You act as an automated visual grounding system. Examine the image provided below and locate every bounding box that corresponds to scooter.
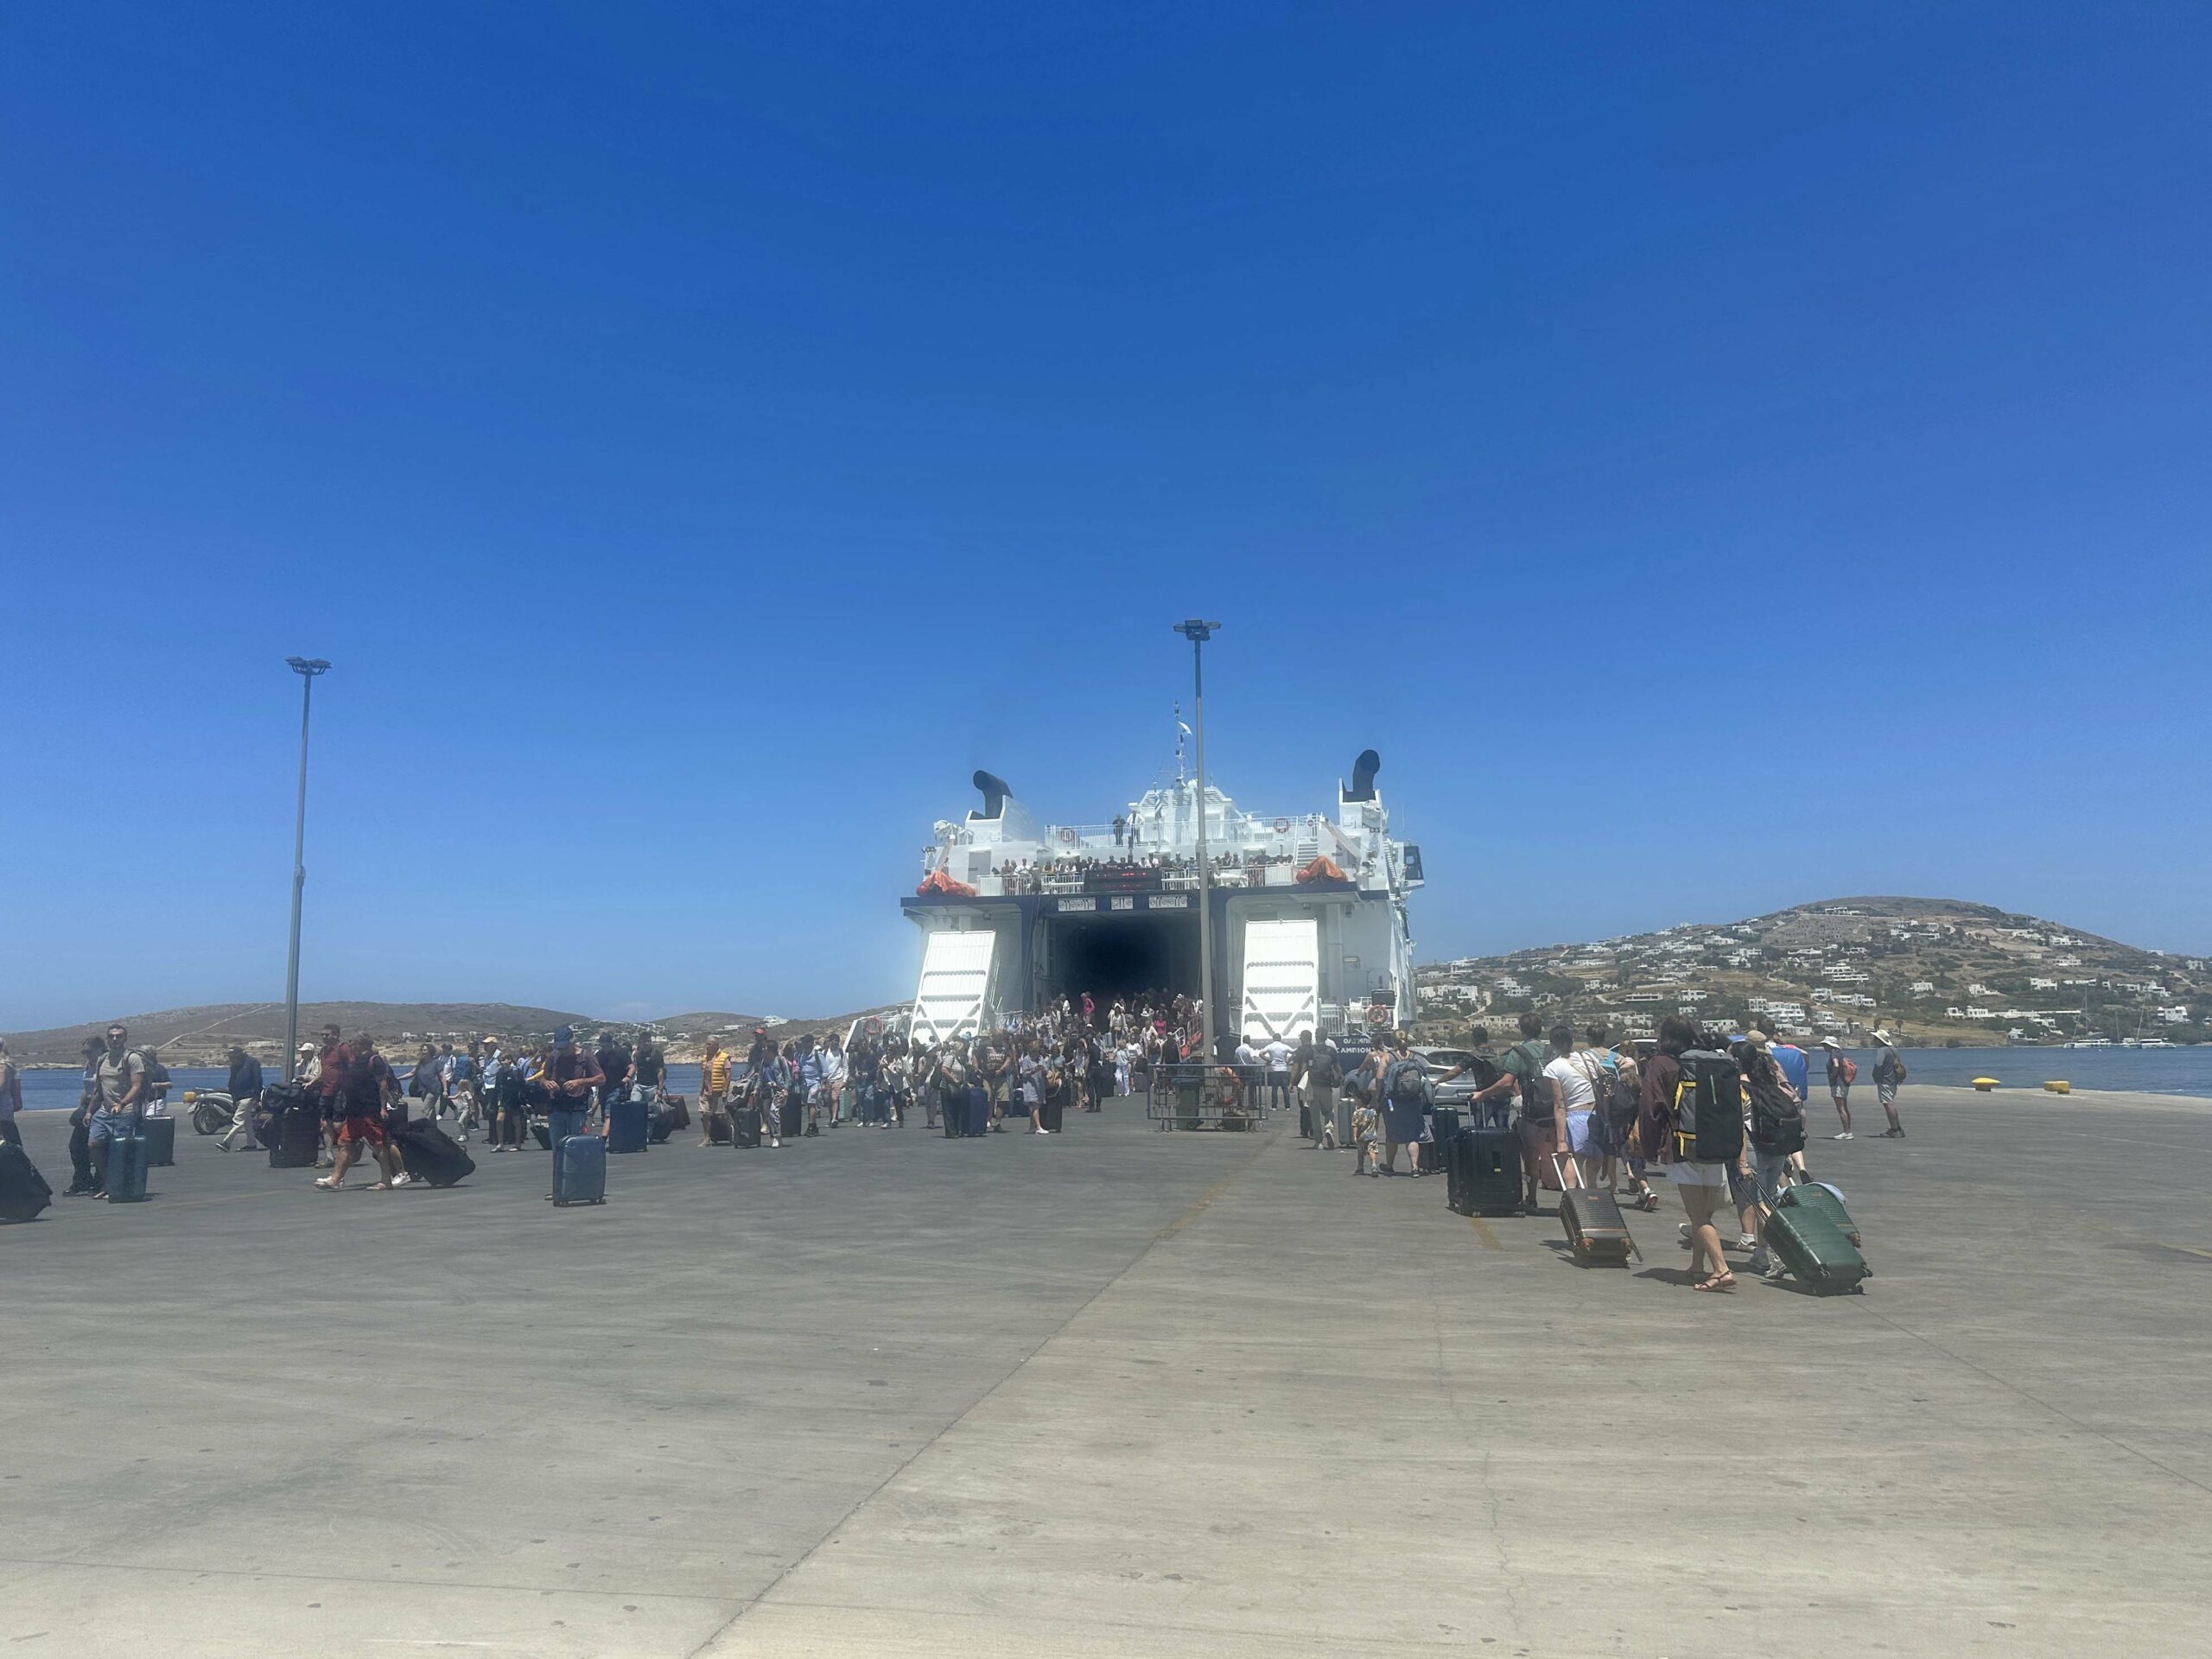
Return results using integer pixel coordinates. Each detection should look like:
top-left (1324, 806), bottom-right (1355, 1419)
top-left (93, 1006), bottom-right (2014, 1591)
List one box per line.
top-left (182, 1089), bottom-right (236, 1137)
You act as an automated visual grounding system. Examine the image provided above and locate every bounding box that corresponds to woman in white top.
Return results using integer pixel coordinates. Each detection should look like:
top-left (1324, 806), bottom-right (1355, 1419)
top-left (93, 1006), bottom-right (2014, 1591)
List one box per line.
top-left (1539, 1025), bottom-right (1597, 1187)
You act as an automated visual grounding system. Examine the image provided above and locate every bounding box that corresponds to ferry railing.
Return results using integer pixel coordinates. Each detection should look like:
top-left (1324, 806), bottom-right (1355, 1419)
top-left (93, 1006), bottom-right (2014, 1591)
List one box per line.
top-left (1146, 1062), bottom-right (1270, 1131)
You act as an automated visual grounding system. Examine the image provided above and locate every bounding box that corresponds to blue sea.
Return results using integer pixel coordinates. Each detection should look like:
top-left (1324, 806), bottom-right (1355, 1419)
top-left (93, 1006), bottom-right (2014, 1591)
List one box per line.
top-left (16, 1052), bottom-right (2212, 1105)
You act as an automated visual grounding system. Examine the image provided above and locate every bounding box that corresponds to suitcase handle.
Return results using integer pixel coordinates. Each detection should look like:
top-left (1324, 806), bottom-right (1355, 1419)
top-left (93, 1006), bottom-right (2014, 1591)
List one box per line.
top-left (1550, 1152), bottom-right (1586, 1191)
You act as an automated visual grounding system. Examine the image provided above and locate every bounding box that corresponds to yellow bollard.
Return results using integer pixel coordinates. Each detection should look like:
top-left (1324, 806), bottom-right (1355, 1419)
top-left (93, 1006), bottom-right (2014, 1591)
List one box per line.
top-left (2043, 1080), bottom-right (2071, 1095)
top-left (1971, 1077), bottom-right (1999, 1091)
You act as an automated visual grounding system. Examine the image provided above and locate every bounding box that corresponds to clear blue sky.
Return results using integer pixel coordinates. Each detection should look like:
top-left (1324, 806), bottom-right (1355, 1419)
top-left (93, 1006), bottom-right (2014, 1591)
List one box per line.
top-left (5, 3), bottom-right (2209, 1027)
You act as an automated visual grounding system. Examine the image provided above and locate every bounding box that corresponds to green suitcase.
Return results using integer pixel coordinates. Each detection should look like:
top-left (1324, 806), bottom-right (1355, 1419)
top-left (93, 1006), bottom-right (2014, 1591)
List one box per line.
top-left (1777, 1182), bottom-right (1861, 1248)
top-left (1764, 1203), bottom-right (1869, 1294)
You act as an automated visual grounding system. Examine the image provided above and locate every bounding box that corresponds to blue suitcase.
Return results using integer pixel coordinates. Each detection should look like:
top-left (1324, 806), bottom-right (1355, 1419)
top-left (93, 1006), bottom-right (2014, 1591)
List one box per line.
top-left (965, 1086), bottom-right (991, 1138)
top-left (106, 1132), bottom-right (150, 1203)
top-left (607, 1092), bottom-right (649, 1154)
top-left (553, 1135), bottom-right (606, 1205)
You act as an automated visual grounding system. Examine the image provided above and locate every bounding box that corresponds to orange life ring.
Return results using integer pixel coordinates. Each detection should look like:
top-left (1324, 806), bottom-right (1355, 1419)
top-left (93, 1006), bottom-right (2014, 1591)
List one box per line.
top-left (1058, 827), bottom-right (1077, 844)
top-left (1273, 817), bottom-right (1290, 833)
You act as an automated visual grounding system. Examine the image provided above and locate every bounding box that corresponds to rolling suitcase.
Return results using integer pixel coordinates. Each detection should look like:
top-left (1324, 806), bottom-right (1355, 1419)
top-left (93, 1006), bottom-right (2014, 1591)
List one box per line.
top-left (105, 1133), bottom-right (150, 1203)
top-left (734, 1102), bottom-right (763, 1149)
top-left (394, 1120), bottom-right (475, 1188)
top-left (1452, 1126), bottom-right (1522, 1217)
top-left (1764, 1202), bottom-right (1870, 1294)
top-left (1554, 1157), bottom-right (1637, 1266)
top-left (1777, 1181), bottom-right (1861, 1248)
top-left (140, 1116), bottom-right (177, 1167)
top-left (942, 1092), bottom-right (962, 1138)
top-left (271, 1106), bottom-right (321, 1170)
top-left (1040, 1097), bottom-right (1064, 1134)
top-left (607, 1092), bottom-right (649, 1154)
top-left (552, 1135), bottom-right (607, 1205)
top-left (965, 1087), bottom-right (991, 1138)
top-left (1418, 1108), bottom-right (1459, 1173)
top-left (531, 1122), bottom-right (553, 1151)
top-left (0, 1143), bottom-right (54, 1224)
top-left (648, 1101), bottom-right (683, 1144)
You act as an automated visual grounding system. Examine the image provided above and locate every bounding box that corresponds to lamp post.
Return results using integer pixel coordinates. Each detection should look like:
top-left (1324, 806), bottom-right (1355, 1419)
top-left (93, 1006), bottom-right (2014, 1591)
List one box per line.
top-left (282, 657), bottom-right (331, 1083)
top-left (1173, 620), bottom-right (1222, 1066)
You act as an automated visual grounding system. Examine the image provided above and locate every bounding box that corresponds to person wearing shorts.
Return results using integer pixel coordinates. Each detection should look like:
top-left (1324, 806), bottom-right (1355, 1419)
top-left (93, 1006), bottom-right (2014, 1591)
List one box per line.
top-left (1871, 1031), bottom-right (1907, 1138)
top-left (1822, 1036), bottom-right (1853, 1139)
top-left (316, 1034), bottom-right (409, 1191)
top-left (85, 1024), bottom-right (148, 1199)
top-left (1673, 1157), bottom-right (1736, 1291)
top-left (1540, 1025), bottom-right (1598, 1187)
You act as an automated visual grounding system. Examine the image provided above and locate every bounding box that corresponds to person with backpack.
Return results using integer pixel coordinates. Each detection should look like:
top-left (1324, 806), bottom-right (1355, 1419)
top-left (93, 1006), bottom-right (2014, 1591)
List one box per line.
top-left (1871, 1030), bottom-right (1908, 1138)
top-left (1757, 1016), bottom-right (1814, 1181)
top-left (1375, 1035), bottom-right (1432, 1176)
top-left (1742, 1039), bottom-right (1807, 1281)
top-left (1661, 1021), bottom-right (1747, 1293)
top-left (1822, 1036), bottom-right (1855, 1139)
top-left (1576, 1025), bottom-right (1659, 1211)
top-left (1300, 1033), bottom-right (1344, 1149)
top-left (83, 1022), bottom-right (149, 1201)
top-left (1468, 1011), bottom-right (1555, 1214)
top-left (315, 1033), bottom-right (411, 1192)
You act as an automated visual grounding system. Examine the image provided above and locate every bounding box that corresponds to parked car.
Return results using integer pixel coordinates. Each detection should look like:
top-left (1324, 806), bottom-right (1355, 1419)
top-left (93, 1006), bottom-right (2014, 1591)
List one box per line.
top-left (1414, 1046), bottom-right (1487, 1112)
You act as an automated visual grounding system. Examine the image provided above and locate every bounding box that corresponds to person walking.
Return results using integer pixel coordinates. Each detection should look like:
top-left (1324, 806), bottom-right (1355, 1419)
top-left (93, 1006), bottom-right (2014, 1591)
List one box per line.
top-left (1540, 1025), bottom-right (1599, 1187)
top-left (1822, 1036), bottom-right (1854, 1139)
top-left (215, 1043), bottom-right (264, 1151)
top-left (84, 1023), bottom-right (149, 1200)
top-left (1742, 1040), bottom-right (1807, 1280)
top-left (315, 1033), bottom-right (410, 1191)
top-left (1375, 1037), bottom-right (1431, 1177)
top-left (1649, 1017), bottom-right (1737, 1293)
top-left (1871, 1030), bottom-right (1908, 1137)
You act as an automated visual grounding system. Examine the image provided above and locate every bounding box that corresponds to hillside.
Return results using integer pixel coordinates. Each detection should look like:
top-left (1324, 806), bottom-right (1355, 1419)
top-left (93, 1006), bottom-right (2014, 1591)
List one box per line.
top-left (6, 1000), bottom-right (906, 1067)
top-left (1413, 897), bottom-right (2208, 1047)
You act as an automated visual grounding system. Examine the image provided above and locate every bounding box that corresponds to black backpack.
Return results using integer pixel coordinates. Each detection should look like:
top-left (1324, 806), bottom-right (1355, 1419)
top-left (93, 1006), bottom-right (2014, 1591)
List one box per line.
top-left (1747, 1074), bottom-right (1805, 1154)
top-left (1384, 1059), bottom-right (1431, 1110)
top-left (1673, 1046), bottom-right (1745, 1164)
top-left (1507, 1041), bottom-right (1550, 1118)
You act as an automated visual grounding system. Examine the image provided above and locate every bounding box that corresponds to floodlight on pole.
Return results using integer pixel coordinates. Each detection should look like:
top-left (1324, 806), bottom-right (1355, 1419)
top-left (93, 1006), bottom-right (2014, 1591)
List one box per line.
top-left (1173, 620), bottom-right (1222, 1066)
top-left (282, 657), bottom-right (331, 1083)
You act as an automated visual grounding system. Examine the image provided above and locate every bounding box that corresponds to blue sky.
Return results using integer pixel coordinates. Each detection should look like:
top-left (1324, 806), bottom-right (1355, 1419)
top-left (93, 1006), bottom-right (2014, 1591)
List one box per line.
top-left (5, 3), bottom-right (2209, 1027)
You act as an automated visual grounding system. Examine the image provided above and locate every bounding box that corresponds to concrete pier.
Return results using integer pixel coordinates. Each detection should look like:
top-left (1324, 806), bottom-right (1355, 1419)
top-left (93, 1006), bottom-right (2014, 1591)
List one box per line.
top-left (3, 1085), bottom-right (2208, 1656)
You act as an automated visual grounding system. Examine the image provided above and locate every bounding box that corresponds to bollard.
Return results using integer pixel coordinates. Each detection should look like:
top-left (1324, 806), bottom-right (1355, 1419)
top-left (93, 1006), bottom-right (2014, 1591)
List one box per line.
top-left (1971, 1077), bottom-right (1999, 1092)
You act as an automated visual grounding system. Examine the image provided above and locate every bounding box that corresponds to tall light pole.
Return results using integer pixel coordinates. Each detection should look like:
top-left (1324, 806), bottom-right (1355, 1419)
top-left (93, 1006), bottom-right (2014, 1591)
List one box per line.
top-left (282, 657), bottom-right (331, 1083)
top-left (1174, 620), bottom-right (1221, 1066)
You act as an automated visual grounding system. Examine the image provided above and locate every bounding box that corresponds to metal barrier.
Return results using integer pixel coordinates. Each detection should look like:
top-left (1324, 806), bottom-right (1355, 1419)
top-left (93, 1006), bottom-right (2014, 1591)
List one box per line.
top-left (1147, 1062), bottom-right (1270, 1130)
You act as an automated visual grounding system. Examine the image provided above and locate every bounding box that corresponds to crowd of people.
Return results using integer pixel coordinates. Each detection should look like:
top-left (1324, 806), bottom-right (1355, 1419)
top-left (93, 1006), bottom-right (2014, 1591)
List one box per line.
top-left (14, 1002), bottom-right (1910, 1284)
top-left (1274, 1010), bottom-right (1907, 1292)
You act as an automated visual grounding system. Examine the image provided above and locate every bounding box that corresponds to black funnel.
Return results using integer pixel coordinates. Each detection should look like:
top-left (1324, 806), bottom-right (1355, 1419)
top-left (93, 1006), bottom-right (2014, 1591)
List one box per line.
top-left (1346, 749), bottom-right (1381, 802)
top-left (973, 770), bottom-right (1013, 819)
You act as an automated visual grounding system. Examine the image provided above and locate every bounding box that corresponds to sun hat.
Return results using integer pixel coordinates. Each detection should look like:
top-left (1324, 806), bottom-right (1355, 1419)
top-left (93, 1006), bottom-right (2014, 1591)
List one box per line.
top-left (1819, 1036), bottom-right (1840, 1049)
top-left (1872, 1029), bottom-right (1895, 1045)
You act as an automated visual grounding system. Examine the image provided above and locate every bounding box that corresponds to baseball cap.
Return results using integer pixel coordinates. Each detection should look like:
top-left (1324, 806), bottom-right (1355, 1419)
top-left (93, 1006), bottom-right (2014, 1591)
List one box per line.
top-left (554, 1025), bottom-right (574, 1045)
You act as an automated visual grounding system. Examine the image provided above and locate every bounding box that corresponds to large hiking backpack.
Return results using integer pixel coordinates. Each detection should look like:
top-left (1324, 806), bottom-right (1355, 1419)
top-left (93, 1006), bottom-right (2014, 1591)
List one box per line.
top-left (1748, 1073), bottom-right (1806, 1155)
top-left (1673, 1046), bottom-right (1745, 1164)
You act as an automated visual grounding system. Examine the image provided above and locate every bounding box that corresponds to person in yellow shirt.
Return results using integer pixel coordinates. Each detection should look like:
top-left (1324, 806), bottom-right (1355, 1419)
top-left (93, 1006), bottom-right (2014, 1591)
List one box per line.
top-left (696, 1039), bottom-right (732, 1147)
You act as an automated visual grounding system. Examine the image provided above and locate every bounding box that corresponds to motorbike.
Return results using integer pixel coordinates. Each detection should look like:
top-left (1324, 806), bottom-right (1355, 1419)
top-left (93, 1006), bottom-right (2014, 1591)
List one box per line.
top-left (181, 1089), bottom-right (236, 1136)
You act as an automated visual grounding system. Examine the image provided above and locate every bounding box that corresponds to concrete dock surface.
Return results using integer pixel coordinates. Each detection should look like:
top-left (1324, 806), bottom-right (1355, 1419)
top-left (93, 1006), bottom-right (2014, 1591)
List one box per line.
top-left (3, 1084), bottom-right (2208, 1657)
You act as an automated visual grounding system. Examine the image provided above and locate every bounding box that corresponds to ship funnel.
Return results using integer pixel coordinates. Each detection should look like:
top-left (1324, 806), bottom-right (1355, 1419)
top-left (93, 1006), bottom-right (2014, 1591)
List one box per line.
top-left (1345, 749), bottom-right (1382, 803)
top-left (972, 770), bottom-right (1014, 820)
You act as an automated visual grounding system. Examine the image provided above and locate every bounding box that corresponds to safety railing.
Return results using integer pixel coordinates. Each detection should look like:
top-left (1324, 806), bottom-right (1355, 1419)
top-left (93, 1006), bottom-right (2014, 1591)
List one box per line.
top-left (1146, 1062), bottom-right (1271, 1131)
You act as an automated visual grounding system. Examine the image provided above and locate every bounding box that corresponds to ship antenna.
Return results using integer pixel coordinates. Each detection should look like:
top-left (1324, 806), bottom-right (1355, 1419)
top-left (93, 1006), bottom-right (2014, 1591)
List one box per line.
top-left (1174, 702), bottom-right (1185, 784)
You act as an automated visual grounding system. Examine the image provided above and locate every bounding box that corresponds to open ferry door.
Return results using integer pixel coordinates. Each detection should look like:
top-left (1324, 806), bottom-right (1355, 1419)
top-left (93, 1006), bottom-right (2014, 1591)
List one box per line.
top-left (912, 930), bottom-right (997, 1043)
top-left (1239, 918), bottom-right (1320, 1045)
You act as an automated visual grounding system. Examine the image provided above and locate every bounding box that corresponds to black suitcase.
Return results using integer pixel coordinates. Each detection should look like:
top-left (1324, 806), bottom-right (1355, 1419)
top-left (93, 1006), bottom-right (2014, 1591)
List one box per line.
top-left (270, 1106), bottom-right (322, 1169)
top-left (0, 1143), bottom-right (54, 1224)
top-left (1449, 1125), bottom-right (1522, 1217)
top-left (1040, 1098), bottom-right (1064, 1133)
top-left (532, 1122), bottom-right (553, 1151)
top-left (1556, 1165), bottom-right (1637, 1267)
top-left (607, 1093), bottom-right (649, 1154)
top-left (734, 1102), bottom-right (763, 1148)
top-left (394, 1120), bottom-right (475, 1188)
top-left (141, 1116), bottom-right (178, 1167)
top-left (1418, 1108), bottom-right (1459, 1173)
top-left (649, 1099), bottom-right (687, 1144)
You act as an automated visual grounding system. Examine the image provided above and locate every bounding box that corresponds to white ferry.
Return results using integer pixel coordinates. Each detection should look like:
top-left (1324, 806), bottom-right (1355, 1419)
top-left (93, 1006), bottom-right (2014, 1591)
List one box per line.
top-left (903, 749), bottom-right (1421, 1052)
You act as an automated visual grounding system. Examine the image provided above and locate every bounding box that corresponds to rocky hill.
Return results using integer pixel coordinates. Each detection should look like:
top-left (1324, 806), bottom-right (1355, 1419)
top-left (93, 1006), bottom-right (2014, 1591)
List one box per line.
top-left (7, 1001), bottom-right (817, 1067)
top-left (1414, 898), bottom-right (2208, 1046)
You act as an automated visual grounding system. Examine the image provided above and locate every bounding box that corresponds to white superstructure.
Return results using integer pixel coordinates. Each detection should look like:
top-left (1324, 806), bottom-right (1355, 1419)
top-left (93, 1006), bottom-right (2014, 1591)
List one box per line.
top-left (903, 750), bottom-right (1421, 1049)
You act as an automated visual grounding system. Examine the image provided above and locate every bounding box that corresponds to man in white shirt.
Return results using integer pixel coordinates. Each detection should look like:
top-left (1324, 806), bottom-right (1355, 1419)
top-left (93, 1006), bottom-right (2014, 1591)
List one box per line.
top-left (1538, 1024), bottom-right (1598, 1186)
top-left (1261, 1035), bottom-right (1294, 1114)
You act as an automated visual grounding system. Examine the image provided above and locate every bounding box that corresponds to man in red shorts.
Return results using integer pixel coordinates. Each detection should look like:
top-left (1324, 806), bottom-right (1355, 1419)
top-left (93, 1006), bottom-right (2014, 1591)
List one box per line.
top-left (315, 1031), bottom-right (410, 1191)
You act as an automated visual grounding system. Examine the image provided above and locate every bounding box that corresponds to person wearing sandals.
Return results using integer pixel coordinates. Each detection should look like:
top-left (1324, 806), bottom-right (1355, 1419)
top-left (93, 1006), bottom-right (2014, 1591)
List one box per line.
top-left (1646, 1015), bottom-right (1734, 1292)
